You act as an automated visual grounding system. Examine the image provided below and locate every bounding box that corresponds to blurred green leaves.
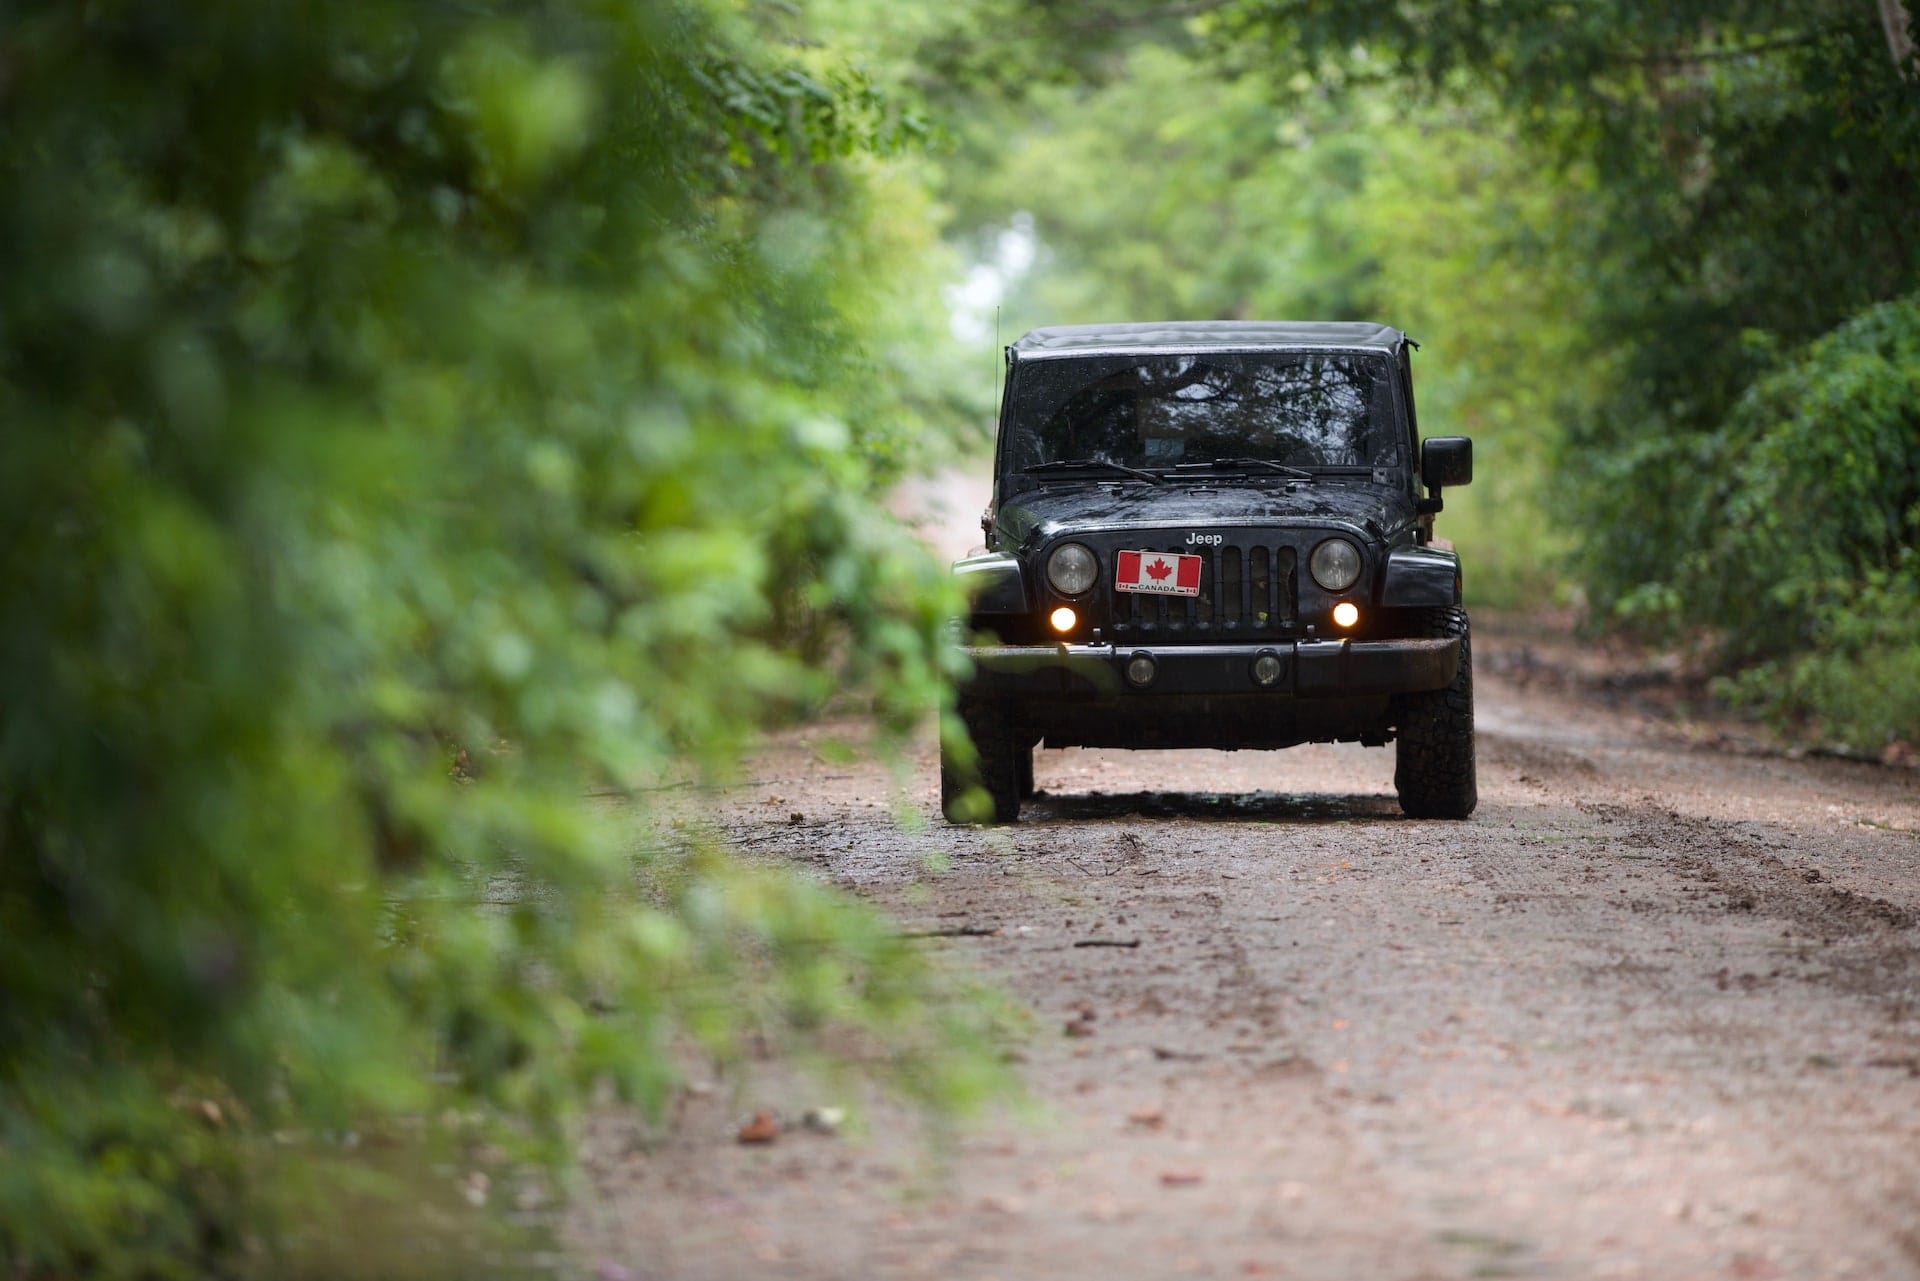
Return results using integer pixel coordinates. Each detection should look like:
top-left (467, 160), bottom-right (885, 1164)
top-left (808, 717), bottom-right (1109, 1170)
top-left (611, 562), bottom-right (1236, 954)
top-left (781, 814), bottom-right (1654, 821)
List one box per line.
top-left (443, 28), bottom-right (597, 191)
top-left (0, 0), bottom-right (1002, 1275)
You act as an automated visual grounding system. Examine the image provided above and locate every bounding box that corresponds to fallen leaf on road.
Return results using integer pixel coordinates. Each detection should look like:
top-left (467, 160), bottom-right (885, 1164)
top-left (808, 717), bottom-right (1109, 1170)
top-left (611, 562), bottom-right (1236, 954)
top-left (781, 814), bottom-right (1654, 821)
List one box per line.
top-left (1160, 1168), bottom-right (1204, 1186)
top-left (736, 1111), bottom-right (780, 1144)
top-left (1127, 1106), bottom-right (1166, 1129)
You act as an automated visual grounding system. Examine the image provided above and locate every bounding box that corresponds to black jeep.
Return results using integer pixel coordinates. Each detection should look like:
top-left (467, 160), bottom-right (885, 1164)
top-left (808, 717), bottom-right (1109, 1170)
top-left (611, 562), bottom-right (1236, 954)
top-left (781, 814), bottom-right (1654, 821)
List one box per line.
top-left (942, 321), bottom-right (1476, 823)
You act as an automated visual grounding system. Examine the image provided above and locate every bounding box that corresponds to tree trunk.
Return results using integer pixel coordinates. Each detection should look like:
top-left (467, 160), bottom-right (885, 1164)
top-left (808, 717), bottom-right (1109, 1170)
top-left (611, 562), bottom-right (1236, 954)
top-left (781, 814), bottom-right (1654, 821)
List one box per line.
top-left (1879, 0), bottom-right (1915, 75)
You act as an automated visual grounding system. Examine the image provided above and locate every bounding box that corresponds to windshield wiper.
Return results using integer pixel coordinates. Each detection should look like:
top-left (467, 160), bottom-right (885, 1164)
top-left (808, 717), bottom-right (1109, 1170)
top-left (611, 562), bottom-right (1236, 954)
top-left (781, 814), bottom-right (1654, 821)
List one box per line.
top-left (1024, 458), bottom-right (1165, 485)
top-left (1186, 457), bottom-right (1316, 482)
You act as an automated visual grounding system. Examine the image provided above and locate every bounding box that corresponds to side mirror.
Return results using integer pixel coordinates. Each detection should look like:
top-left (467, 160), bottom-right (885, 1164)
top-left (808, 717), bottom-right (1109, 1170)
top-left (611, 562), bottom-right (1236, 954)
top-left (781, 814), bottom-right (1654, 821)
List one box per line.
top-left (1421, 436), bottom-right (1473, 490)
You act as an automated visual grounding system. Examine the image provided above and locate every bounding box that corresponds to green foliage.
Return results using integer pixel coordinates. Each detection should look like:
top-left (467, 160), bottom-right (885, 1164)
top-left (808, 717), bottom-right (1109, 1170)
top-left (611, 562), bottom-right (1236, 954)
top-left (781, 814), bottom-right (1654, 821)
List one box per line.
top-left (1541, 15), bottom-right (1920, 627)
top-left (1218, 2), bottom-right (1920, 597)
top-left (1665, 297), bottom-right (1920, 747)
top-left (1294, 1), bottom-right (1920, 746)
top-left (1713, 578), bottom-right (1920, 752)
top-left (1323, 98), bottom-right (1598, 605)
top-left (1672, 298), bottom-right (1920, 644)
top-left (1195, 2), bottom-right (1920, 622)
top-left (0, 1), bottom-right (1006, 1275)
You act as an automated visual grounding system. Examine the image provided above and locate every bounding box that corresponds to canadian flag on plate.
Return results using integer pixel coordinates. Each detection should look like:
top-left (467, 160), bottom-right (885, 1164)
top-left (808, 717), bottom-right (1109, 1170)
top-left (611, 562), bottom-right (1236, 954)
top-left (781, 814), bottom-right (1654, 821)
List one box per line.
top-left (1115, 550), bottom-right (1202, 597)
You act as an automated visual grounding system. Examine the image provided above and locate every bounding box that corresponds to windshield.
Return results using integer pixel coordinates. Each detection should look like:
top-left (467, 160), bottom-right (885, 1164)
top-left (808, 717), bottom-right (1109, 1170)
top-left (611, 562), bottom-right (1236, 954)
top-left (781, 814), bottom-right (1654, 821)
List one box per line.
top-left (1002, 351), bottom-right (1403, 476)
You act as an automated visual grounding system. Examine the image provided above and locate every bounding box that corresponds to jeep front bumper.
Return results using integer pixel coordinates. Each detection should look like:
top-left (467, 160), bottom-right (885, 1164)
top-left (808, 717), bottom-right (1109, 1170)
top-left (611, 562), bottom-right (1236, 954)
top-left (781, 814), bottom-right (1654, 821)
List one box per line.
top-left (958, 636), bottom-right (1460, 700)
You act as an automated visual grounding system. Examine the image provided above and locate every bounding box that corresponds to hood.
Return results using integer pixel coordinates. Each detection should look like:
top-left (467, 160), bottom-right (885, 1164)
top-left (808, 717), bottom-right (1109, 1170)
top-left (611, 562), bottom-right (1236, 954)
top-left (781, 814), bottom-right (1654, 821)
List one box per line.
top-left (997, 480), bottom-right (1417, 552)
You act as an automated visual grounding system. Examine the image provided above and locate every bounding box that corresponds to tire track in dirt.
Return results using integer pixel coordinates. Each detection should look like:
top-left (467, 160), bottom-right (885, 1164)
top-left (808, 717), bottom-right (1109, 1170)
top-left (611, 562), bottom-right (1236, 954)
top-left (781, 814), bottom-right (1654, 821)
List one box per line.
top-left (1552, 800), bottom-right (1920, 1276)
top-left (1579, 800), bottom-right (1920, 995)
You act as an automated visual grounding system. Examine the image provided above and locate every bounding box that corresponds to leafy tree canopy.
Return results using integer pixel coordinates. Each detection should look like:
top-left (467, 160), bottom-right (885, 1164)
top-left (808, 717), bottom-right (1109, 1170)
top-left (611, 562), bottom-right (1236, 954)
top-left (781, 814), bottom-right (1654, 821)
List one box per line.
top-left (1203, 0), bottom-right (1920, 585)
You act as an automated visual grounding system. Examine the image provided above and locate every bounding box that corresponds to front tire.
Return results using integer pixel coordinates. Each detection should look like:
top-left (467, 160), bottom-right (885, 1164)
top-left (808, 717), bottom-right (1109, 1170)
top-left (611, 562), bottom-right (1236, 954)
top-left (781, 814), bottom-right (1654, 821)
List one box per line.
top-left (1393, 606), bottom-right (1477, 819)
top-left (941, 702), bottom-right (1022, 824)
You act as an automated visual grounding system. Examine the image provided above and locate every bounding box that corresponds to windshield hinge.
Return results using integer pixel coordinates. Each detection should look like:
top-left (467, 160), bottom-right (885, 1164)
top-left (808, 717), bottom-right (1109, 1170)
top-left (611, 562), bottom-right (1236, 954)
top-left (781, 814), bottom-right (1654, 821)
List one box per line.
top-left (1372, 466), bottom-right (1390, 485)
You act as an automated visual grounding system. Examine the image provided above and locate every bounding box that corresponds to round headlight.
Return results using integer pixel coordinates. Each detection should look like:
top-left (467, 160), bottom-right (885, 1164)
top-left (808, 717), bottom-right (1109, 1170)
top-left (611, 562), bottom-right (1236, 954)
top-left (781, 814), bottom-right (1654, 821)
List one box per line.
top-left (1046, 542), bottom-right (1098, 596)
top-left (1309, 538), bottom-right (1362, 592)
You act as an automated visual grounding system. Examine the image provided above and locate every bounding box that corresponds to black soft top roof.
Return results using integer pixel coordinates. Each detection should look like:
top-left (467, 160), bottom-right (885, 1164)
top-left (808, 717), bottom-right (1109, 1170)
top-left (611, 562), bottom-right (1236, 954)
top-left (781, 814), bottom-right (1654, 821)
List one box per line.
top-left (1010, 320), bottom-right (1407, 359)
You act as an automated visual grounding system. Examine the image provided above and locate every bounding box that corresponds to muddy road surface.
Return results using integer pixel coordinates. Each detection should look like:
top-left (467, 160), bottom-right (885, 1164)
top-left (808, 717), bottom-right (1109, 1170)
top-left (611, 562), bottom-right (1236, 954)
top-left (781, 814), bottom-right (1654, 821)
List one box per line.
top-left (570, 620), bottom-right (1920, 1281)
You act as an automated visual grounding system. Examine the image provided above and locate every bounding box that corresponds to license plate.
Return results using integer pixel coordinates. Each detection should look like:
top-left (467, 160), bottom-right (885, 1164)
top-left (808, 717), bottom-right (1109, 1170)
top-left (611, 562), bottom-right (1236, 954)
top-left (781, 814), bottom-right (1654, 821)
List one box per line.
top-left (1115, 550), bottom-right (1202, 597)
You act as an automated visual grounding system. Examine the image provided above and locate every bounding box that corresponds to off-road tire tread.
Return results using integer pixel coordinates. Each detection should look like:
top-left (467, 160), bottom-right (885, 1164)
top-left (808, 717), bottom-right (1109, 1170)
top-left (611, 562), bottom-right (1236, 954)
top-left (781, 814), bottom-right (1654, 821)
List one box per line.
top-left (941, 702), bottom-right (1022, 824)
top-left (1393, 606), bottom-right (1477, 820)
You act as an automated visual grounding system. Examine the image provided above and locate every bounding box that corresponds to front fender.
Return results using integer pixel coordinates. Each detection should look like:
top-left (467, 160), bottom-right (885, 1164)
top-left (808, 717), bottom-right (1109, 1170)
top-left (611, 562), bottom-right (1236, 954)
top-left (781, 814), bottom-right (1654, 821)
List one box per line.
top-left (1380, 545), bottom-right (1460, 608)
top-left (953, 551), bottom-right (1029, 615)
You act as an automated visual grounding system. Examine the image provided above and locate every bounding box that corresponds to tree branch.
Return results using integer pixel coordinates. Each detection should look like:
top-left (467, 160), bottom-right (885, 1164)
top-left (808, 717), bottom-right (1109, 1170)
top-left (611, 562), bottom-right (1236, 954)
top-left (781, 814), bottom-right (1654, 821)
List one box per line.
top-left (1615, 30), bottom-right (1834, 68)
top-left (1879, 0), bottom-right (1916, 76)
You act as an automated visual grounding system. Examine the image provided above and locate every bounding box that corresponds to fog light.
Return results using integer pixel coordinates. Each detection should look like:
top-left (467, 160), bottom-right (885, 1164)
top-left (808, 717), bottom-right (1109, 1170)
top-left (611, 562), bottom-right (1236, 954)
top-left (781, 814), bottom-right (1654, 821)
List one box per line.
top-left (1252, 652), bottom-right (1284, 686)
top-left (1332, 601), bottom-right (1360, 629)
top-left (1125, 652), bottom-right (1157, 687)
top-left (1050, 606), bottom-right (1078, 633)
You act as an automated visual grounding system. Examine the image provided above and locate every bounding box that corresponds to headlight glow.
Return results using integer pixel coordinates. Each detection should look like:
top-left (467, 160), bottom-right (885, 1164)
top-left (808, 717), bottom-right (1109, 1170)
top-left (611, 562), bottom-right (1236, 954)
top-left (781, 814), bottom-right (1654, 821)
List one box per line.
top-left (1309, 538), bottom-right (1362, 591)
top-left (1049, 606), bottom-right (1078, 633)
top-left (1046, 542), bottom-right (1098, 596)
top-left (1332, 601), bottom-right (1360, 629)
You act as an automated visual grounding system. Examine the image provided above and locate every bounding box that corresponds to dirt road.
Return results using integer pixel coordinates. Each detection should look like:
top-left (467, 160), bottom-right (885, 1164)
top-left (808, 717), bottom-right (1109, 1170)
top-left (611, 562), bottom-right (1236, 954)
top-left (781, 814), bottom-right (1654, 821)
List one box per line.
top-left (570, 617), bottom-right (1920, 1281)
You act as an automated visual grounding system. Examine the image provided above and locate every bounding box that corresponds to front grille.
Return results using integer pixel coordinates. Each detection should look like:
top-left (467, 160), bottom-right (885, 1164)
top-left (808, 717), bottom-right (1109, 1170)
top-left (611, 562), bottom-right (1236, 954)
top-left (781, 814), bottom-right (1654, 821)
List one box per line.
top-left (1100, 540), bottom-right (1297, 640)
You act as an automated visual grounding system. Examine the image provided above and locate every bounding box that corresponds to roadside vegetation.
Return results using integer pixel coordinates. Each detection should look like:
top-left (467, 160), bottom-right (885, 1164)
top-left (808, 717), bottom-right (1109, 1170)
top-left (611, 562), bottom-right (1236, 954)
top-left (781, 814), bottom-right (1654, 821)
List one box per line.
top-left (0, 3), bottom-right (1000, 1276)
top-left (1, 1), bottom-right (1914, 1277)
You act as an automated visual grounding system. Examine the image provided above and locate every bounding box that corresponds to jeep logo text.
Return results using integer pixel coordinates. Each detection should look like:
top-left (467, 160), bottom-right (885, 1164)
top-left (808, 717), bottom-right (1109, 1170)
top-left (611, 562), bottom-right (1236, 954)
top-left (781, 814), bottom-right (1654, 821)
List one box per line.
top-left (1186, 532), bottom-right (1223, 546)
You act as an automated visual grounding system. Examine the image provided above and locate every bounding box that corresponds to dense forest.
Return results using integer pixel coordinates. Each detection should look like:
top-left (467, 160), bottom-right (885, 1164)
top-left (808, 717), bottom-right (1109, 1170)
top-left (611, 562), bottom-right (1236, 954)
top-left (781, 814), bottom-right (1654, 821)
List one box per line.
top-left (2, 1), bottom-right (1914, 1275)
